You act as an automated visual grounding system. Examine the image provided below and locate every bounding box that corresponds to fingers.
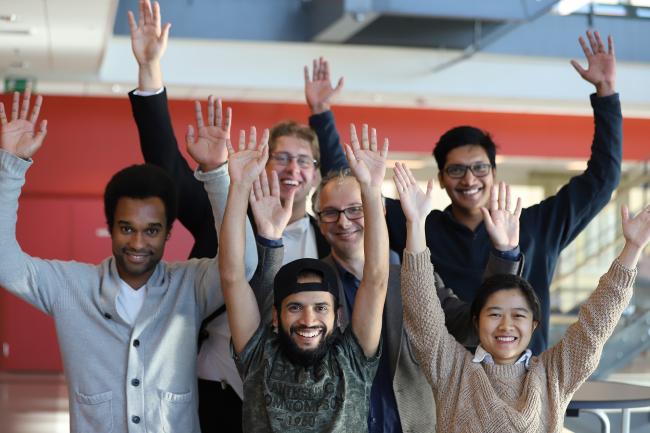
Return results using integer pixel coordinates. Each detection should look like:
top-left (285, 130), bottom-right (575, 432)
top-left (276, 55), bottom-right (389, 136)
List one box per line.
top-left (152, 0), bottom-right (162, 32)
top-left (251, 178), bottom-right (262, 202)
top-left (238, 130), bottom-right (246, 152)
top-left (32, 119), bottom-right (47, 151)
top-left (381, 137), bottom-right (389, 158)
top-left (224, 107), bottom-right (232, 133)
top-left (194, 100), bottom-right (205, 129)
top-left (0, 103), bottom-right (7, 126)
top-left (225, 138), bottom-right (235, 156)
top-left (489, 185), bottom-right (498, 212)
top-left (480, 206), bottom-right (494, 230)
top-left (207, 95), bottom-right (215, 126)
top-left (160, 22), bottom-right (171, 42)
top-left (570, 59), bottom-right (586, 78)
top-left (426, 179), bottom-right (434, 196)
top-left (334, 77), bottom-right (344, 93)
top-left (514, 197), bottom-right (523, 219)
top-left (259, 169), bottom-right (271, 197)
top-left (344, 143), bottom-right (356, 168)
top-left (370, 127), bottom-right (377, 152)
top-left (29, 95), bottom-right (42, 125)
top-left (303, 65), bottom-right (310, 84)
top-left (11, 92), bottom-right (19, 121)
top-left (349, 124), bottom-right (360, 151)
top-left (608, 34), bottom-right (615, 57)
top-left (127, 10), bottom-right (137, 34)
top-left (20, 85), bottom-right (31, 120)
top-left (186, 124), bottom-right (195, 147)
top-left (142, 0), bottom-right (153, 25)
top-left (586, 30), bottom-right (599, 55)
top-left (258, 129), bottom-right (270, 164)
top-left (577, 35), bottom-right (591, 58)
top-left (247, 126), bottom-right (257, 150)
top-left (138, 0), bottom-right (146, 27)
top-left (498, 181), bottom-right (506, 210)
top-left (361, 124), bottom-right (369, 150)
top-left (322, 58), bottom-right (330, 82)
top-left (621, 204), bottom-right (629, 224)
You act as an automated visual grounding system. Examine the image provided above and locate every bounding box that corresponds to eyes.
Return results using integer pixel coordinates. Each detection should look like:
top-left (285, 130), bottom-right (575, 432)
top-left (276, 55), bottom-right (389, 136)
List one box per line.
top-left (286, 304), bottom-right (329, 313)
top-left (487, 312), bottom-right (529, 320)
top-left (118, 225), bottom-right (162, 237)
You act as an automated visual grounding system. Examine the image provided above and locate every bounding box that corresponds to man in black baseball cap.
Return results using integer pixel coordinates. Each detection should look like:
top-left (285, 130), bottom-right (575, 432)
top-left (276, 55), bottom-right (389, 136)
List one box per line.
top-left (218, 123), bottom-right (389, 432)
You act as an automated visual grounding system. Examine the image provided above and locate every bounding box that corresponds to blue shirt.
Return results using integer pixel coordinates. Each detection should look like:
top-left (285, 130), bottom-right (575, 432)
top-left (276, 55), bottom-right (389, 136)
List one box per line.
top-left (334, 260), bottom-right (403, 433)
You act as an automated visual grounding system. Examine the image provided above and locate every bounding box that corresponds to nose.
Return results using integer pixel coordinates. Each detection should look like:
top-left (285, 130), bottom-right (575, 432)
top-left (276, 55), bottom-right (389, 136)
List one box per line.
top-left (336, 211), bottom-right (352, 227)
top-left (299, 307), bottom-right (317, 326)
top-left (286, 157), bottom-right (301, 174)
top-left (460, 168), bottom-right (477, 183)
top-left (127, 232), bottom-right (146, 250)
top-left (498, 315), bottom-right (513, 330)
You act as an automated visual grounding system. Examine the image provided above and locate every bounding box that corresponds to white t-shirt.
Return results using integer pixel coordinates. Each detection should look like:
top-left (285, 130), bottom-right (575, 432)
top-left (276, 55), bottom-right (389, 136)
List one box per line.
top-left (115, 279), bottom-right (147, 326)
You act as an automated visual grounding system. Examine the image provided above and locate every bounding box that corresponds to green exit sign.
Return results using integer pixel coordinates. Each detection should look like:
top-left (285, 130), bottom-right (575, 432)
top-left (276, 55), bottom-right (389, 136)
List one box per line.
top-left (4, 77), bottom-right (36, 93)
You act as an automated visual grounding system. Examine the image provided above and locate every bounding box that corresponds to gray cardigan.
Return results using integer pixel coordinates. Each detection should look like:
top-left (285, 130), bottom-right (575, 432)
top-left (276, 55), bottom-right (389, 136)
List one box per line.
top-left (0, 149), bottom-right (251, 433)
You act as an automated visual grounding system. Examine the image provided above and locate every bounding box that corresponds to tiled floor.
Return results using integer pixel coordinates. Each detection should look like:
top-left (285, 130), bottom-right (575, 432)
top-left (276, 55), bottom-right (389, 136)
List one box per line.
top-left (0, 373), bottom-right (69, 433)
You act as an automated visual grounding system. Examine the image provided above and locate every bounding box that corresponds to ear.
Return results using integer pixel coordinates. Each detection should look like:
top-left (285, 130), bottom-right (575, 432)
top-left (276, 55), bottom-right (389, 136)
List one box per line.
top-left (336, 305), bottom-right (343, 328)
top-left (532, 320), bottom-right (539, 332)
top-left (272, 306), bottom-right (279, 330)
top-left (165, 229), bottom-right (172, 241)
top-left (472, 315), bottom-right (479, 330)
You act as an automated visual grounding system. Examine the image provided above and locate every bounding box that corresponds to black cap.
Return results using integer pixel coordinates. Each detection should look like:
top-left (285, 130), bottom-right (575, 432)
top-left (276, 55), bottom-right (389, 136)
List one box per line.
top-left (273, 258), bottom-right (339, 309)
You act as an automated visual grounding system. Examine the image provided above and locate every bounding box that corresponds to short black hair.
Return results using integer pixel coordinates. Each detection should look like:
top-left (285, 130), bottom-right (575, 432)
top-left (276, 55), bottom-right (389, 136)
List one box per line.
top-left (432, 126), bottom-right (497, 171)
top-left (103, 164), bottom-right (178, 231)
top-left (470, 274), bottom-right (541, 325)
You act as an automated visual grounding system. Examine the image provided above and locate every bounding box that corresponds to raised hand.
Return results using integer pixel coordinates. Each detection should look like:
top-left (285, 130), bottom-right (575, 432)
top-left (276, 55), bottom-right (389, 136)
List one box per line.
top-left (621, 204), bottom-right (650, 250)
top-left (304, 57), bottom-right (344, 115)
top-left (128, 0), bottom-right (170, 66)
top-left (226, 127), bottom-right (269, 186)
top-left (480, 182), bottom-right (522, 251)
top-left (345, 124), bottom-right (388, 188)
top-left (570, 30), bottom-right (616, 97)
top-left (393, 162), bottom-right (434, 225)
top-left (0, 89), bottom-right (47, 159)
top-left (250, 170), bottom-right (294, 239)
top-left (186, 96), bottom-right (231, 171)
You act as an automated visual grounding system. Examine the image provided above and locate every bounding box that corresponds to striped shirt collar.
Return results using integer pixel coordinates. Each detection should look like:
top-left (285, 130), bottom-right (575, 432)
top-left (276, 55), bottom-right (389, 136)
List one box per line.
top-left (472, 345), bottom-right (533, 369)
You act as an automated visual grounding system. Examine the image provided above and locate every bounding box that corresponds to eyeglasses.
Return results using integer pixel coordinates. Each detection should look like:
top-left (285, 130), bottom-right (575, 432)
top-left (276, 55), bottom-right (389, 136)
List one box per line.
top-left (444, 162), bottom-right (492, 179)
top-left (317, 205), bottom-right (364, 223)
top-left (269, 152), bottom-right (318, 169)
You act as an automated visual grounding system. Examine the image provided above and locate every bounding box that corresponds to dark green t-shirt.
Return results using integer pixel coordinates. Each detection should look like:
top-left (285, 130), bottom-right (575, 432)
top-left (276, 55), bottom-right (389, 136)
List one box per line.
top-left (235, 324), bottom-right (380, 433)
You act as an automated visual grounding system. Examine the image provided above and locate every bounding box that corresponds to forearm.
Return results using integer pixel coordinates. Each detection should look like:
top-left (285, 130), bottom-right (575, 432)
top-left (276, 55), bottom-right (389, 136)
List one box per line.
top-left (309, 111), bottom-right (348, 176)
top-left (138, 61), bottom-right (163, 91)
top-left (351, 186), bottom-right (388, 356)
top-left (219, 182), bottom-right (261, 353)
top-left (199, 165), bottom-right (258, 279)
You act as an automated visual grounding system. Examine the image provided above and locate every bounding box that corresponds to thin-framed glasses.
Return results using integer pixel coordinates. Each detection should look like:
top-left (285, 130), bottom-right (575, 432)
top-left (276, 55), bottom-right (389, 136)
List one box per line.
top-left (269, 152), bottom-right (318, 169)
top-left (444, 162), bottom-right (492, 179)
top-left (317, 205), bottom-right (364, 223)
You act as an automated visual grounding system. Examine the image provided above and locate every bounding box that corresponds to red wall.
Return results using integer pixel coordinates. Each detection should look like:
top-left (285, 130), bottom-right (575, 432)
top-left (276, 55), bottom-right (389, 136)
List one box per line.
top-left (0, 93), bottom-right (648, 372)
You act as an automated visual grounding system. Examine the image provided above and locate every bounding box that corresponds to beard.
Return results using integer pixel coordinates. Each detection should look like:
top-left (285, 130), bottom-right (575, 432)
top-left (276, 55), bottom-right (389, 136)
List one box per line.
top-left (277, 324), bottom-right (337, 368)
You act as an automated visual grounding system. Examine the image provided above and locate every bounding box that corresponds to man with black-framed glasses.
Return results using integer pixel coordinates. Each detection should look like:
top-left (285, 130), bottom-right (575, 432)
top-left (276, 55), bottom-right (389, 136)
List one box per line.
top-left (309, 31), bottom-right (622, 359)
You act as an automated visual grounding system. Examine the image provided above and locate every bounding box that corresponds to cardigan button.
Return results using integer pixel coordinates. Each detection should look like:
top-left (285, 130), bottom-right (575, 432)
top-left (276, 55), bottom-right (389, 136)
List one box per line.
top-left (103, 312), bottom-right (112, 320)
top-left (132, 415), bottom-right (140, 424)
top-left (133, 339), bottom-right (140, 347)
top-left (131, 378), bottom-right (140, 387)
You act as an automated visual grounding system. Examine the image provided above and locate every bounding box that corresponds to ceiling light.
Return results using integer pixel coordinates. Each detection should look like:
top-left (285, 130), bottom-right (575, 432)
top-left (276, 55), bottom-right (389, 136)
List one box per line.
top-left (554, 0), bottom-right (592, 15)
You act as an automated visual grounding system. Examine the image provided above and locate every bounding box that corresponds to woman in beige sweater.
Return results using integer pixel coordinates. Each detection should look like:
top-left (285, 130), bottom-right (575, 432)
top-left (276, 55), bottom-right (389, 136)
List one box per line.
top-left (393, 163), bottom-right (649, 433)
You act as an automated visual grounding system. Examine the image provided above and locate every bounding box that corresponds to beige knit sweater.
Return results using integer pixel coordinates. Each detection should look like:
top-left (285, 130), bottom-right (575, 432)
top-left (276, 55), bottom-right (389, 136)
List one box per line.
top-left (401, 248), bottom-right (637, 433)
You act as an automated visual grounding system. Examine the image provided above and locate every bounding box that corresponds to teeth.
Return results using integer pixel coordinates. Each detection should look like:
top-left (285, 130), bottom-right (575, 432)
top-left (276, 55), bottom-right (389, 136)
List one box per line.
top-left (460, 188), bottom-right (480, 195)
top-left (496, 336), bottom-right (516, 342)
top-left (296, 329), bottom-right (322, 338)
top-left (282, 180), bottom-right (299, 186)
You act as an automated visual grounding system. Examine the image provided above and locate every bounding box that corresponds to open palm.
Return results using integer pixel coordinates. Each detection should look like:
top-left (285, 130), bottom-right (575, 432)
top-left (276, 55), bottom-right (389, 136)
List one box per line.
top-left (186, 97), bottom-right (230, 171)
top-left (393, 162), bottom-right (433, 224)
top-left (0, 91), bottom-right (47, 159)
top-left (227, 127), bottom-right (269, 185)
top-left (346, 124), bottom-right (388, 188)
top-left (570, 31), bottom-right (615, 96)
top-left (481, 182), bottom-right (522, 251)
top-left (250, 170), bottom-right (293, 239)
top-left (622, 205), bottom-right (650, 250)
top-left (128, 0), bottom-right (170, 65)
top-left (304, 57), bottom-right (344, 114)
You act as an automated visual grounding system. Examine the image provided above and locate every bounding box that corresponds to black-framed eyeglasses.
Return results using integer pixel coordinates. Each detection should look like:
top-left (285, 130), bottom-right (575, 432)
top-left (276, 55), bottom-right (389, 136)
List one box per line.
top-left (317, 205), bottom-right (364, 223)
top-left (269, 152), bottom-right (318, 169)
top-left (444, 162), bottom-right (492, 179)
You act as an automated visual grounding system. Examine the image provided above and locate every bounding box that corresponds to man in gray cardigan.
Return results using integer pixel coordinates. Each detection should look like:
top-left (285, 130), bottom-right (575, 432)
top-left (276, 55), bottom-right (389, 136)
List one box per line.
top-left (0, 91), bottom-right (257, 433)
top-left (310, 160), bottom-right (524, 433)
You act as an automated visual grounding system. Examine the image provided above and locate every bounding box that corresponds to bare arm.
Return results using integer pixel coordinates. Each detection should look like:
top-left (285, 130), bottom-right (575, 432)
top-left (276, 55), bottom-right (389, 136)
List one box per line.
top-left (219, 128), bottom-right (269, 354)
top-left (346, 124), bottom-right (390, 357)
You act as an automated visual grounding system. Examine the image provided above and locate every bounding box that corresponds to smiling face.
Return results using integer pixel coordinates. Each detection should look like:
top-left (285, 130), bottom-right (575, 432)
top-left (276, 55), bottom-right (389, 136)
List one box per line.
top-left (266, 135), bottom-right (318, 209)
top-left (317, 177), bottom-right (364, 261)
top-left (438, 144), bottom-right (495, 218)
top-left (476, 288), bottom-right (538, 365)
top-left (111, 197), bottom-right (169, 289)
top-left (272, 273), bottom-right (338, 367)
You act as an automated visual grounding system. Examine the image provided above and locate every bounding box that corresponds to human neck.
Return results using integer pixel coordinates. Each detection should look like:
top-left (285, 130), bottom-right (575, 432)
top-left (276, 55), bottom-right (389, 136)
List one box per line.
top-left (288, 200), bottom-right (307, 225)
top-left (450, 205), bottom-right (484, 232)
top-left (332, 250), bottom-right (364, 280)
